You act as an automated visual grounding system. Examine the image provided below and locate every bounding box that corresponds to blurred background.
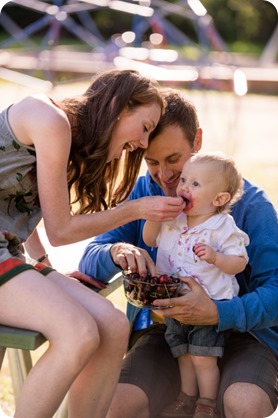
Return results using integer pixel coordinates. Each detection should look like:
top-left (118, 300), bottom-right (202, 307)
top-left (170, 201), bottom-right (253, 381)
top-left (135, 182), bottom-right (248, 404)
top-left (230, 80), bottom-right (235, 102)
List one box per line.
top-left (1, 0), bottom-right (278, 264)
top-left (0, 1), bottom-right (278, 415)
top-left (0, 0), bottom-right (277, 88)
top-left (0, 0), bottom-right (277, 204)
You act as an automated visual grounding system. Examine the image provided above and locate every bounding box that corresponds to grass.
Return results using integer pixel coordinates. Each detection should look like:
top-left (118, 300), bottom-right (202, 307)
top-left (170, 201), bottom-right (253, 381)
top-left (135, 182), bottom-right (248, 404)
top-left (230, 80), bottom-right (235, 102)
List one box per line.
top-left (0, 373), bottom-right (14, 416)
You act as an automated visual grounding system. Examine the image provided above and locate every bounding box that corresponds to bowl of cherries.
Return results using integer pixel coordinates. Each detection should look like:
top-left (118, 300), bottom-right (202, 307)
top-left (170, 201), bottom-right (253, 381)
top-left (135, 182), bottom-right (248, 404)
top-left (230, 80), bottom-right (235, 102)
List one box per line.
top-left (123, 271), bottom-right (182, 309)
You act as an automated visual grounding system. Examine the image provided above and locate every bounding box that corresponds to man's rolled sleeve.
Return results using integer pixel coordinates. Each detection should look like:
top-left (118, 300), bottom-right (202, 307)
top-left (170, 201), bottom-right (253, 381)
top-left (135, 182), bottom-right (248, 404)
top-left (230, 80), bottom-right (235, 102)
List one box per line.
top-left (79, 242), bottom-right (121, 282)
top-left (215, 297), bottom-right (246, 332)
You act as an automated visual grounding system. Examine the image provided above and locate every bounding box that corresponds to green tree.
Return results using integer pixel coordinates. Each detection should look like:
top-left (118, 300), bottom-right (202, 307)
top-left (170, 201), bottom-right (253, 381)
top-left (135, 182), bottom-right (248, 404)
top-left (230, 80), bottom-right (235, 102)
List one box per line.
top-left (202, 0), bottom-right (277, 51)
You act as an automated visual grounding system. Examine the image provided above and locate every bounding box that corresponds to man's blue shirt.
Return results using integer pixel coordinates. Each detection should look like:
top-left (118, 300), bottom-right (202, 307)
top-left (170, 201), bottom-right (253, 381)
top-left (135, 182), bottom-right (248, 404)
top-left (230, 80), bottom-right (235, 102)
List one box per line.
top-left (79, 172), bottom-right (278, 356)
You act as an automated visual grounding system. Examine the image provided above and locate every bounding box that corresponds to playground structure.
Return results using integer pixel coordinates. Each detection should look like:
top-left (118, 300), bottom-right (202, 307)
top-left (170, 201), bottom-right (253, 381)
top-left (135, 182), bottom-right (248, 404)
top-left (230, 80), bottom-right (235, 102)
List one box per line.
top-left (0, 0), bottom-right (277, 93)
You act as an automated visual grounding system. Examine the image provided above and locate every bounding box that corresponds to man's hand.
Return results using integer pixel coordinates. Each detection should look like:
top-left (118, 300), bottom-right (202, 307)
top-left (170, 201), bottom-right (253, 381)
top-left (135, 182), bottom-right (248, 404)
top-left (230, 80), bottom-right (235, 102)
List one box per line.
top-left (152, 277), bottom-right (219, 326)
top-left (110, 243), bottom-right (156, 277)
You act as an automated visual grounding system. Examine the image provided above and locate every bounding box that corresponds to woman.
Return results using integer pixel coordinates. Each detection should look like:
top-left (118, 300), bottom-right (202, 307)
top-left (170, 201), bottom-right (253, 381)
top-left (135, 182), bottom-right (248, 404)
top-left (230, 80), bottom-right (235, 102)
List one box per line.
top-left (0, 69), bottom-right (185, 418)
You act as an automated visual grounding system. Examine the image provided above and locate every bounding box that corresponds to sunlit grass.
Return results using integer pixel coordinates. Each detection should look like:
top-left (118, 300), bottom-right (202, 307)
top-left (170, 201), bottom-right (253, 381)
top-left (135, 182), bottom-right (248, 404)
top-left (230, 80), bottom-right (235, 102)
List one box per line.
top-left (0, 359), bottom-right (16, 415)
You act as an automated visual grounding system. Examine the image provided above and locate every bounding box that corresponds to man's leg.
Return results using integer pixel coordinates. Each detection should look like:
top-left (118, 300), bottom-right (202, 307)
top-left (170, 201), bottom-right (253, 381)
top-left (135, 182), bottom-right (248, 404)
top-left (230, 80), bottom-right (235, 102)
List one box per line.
top-left (107, 324), bottom-right (181, 418)
top-left (218, 333), bottom-right (278, 418)
top-left (107, 383), bottom-right (149, 418)
top-left (223, 382), bottom-right (275, 418)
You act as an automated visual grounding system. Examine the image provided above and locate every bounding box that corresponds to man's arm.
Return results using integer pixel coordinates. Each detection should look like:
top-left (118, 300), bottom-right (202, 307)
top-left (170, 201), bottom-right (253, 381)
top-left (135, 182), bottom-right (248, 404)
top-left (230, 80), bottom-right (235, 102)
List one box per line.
top-left (217, 188), bottom-right (278, 333)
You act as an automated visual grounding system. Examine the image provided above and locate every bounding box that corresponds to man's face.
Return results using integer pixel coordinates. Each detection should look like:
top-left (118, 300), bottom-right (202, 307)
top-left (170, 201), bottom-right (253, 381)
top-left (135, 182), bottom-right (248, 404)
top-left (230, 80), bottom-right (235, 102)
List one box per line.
top-left (144, 125), bottom-right (202, 196)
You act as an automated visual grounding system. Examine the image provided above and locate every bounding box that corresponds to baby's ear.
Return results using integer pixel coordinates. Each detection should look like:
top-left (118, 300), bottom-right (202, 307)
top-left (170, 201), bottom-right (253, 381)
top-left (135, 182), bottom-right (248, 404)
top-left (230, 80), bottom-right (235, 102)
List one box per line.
top-left (213, 192), bottom-right (231, 208)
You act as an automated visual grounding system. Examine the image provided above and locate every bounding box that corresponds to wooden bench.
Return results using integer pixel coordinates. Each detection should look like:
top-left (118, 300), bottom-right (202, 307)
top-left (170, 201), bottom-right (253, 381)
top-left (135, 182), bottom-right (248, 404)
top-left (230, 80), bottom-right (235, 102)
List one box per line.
top-left (0, 273), bottom-right (123, 418)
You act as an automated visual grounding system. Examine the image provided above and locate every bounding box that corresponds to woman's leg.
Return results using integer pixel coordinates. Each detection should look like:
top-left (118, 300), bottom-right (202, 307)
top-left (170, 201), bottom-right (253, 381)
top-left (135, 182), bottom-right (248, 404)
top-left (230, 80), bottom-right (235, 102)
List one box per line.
top-left (49, 272), bottom-right (129, 418)
top-left (109, 325), bottom-right (181, 418)
top-left (0, 269), bottom-right (129, 418)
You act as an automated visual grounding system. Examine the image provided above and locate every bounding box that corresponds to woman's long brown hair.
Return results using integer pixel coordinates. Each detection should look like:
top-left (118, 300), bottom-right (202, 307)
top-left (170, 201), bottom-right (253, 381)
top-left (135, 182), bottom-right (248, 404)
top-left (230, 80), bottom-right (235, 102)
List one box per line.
top-left (61, 69), bottom-right (163, 214)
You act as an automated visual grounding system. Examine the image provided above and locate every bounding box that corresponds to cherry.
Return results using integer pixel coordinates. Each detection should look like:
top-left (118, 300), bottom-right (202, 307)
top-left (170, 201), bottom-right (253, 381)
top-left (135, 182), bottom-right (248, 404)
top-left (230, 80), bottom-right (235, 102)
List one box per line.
top-left (159, 274), bottom-right (170, 284)
top-left (123, 271), bottom-right (181, 307)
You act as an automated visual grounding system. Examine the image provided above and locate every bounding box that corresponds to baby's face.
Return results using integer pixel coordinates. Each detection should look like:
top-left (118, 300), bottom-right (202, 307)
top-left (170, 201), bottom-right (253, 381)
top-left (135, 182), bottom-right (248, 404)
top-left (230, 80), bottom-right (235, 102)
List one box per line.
top-left (176, 160), bottom-right (225, 215)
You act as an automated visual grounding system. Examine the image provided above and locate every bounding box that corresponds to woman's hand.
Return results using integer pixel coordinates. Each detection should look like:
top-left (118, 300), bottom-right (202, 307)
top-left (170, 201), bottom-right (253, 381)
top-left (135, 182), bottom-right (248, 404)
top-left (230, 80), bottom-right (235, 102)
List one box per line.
top-left (152, 277), bottom-right (219, 326)
top-left (137, 196), bottom-right (185, 222)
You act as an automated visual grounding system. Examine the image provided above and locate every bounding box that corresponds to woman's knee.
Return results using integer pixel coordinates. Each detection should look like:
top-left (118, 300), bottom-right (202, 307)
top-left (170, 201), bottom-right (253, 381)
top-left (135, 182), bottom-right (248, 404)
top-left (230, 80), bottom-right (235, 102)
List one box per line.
top-left (74, 316), bottom-right (101, 355)
top-left (102, 304), bottom-right (130, 342)
top-left (114, 309), bottom-right (130, 338)
top-left (50, 312), bottom-right (101, 367)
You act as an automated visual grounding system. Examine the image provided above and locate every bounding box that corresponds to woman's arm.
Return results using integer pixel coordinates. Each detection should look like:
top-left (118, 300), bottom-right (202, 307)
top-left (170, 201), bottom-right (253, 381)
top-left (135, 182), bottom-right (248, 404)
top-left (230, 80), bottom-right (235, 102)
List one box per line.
top-left (78, 176), bottom-right (160, 280)
top-left (10, 96), bottom-right (184, 247)
top-left (24, 228), bottom-right (52, 266)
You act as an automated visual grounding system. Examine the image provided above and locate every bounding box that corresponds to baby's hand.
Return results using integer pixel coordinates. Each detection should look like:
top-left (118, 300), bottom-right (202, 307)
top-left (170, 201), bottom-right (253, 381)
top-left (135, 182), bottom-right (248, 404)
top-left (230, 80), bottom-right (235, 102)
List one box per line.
top-left (193, 243), bottom-right (216, 265)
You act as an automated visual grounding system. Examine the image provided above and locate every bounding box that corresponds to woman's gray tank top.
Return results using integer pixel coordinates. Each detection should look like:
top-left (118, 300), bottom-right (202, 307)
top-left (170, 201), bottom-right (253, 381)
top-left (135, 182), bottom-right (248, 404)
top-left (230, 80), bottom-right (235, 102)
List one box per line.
top-left (0, 106), bottom-right (41, 261)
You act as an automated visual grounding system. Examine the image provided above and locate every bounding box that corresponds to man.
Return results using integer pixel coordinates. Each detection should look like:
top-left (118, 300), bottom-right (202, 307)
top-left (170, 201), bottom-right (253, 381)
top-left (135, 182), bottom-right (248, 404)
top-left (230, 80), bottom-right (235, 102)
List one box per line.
top-left (79, 90), bottom-right (278, 418)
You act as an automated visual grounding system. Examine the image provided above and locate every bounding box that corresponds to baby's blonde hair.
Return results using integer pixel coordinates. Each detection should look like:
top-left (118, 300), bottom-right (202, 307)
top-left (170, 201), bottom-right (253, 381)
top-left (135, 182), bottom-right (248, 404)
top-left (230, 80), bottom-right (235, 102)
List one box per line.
top-left (190, 152), bottom-right (244, 213)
